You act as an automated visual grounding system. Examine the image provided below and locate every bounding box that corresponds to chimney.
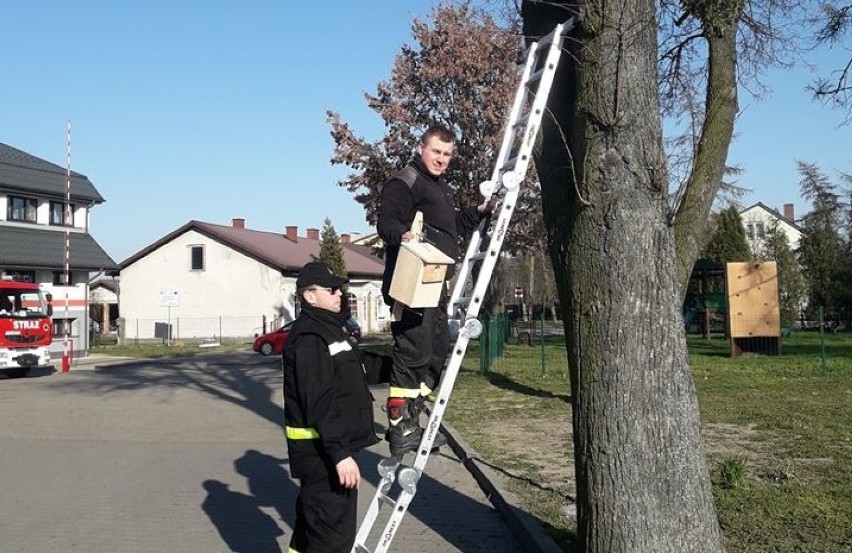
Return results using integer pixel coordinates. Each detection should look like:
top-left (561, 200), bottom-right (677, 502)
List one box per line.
top-left (231, 218), bottom-right (245, 229)
top-left (783, 203), bottom-right (794, 221)
top-left (341, 233), bottom-right (351, 244)
top-left (306, 228), bottom-right (319, 240)
top-left (285, 226), bottom-right (298, 242)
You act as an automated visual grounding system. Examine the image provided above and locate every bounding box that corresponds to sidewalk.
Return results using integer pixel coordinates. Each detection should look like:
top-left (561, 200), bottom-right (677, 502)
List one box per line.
top-left (69, 353), bottom-right (135, 368)
top-left (59, 353), bottom-right (563, 552)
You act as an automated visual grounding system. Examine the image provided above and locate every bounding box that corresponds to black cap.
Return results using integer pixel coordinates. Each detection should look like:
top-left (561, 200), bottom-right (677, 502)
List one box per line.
top-left (296, 261), bottom-right (348, 290)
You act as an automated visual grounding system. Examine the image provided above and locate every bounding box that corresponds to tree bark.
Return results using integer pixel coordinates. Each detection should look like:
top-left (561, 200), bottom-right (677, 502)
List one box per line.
top-left (524, 2), bottom-right (726, 551)
top-left (673, 30), bottom-right (739, 298)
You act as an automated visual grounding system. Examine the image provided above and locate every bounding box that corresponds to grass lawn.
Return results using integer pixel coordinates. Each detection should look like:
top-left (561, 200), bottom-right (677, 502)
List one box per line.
top-left (91, 338), bottom-right (252, 358)
top-left (443, 331), bottom-right (852, 552)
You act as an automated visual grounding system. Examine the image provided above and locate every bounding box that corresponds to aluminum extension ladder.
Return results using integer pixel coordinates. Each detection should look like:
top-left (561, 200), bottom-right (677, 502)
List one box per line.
top-left (352, 17), bottom-right (578, 553)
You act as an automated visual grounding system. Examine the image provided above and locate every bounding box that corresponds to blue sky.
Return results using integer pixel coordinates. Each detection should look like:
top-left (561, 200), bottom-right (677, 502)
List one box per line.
top-left (1, 2), bottom-right (849, 263)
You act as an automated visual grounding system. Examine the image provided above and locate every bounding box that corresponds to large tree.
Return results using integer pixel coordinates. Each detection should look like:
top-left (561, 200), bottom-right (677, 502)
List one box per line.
top-left (796, 161), bottom-right (847, 321)
top-left (521, 0), bottom-right (752, 547)
top-left (810, 0), bottom-right (852, 123)
top-left (328, 0), bottom-right (804, 549)
top-left (843, 185), bottom-right (852, 319)
top-left (327, 3), bottom-right (545, 254)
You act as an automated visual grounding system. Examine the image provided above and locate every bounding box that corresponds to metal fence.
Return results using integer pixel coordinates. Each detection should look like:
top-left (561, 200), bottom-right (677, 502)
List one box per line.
top-left (478, 315), bottom-right (511, 374)
top-left (117, 316), bottom-right (271, 344)
top-left (477, 313), bottom-right (568, 375)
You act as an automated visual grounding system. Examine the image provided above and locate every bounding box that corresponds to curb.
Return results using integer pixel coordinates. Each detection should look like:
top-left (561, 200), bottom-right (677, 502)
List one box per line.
top-left (438, 418), bottom-right (565, 553)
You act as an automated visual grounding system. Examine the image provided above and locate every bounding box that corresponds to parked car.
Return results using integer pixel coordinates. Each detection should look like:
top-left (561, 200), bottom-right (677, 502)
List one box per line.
top-left (344, 315), bottom-right (362, 343)
top-left (252, 321), bottom-right (294, 356)
top-left (252, 316), bottom-right (362, 356)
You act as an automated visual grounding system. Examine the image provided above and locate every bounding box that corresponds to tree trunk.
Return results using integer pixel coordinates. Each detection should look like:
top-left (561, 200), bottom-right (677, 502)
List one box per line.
top-left (672, 31), bottom-right (739, 299)
top-left (524, 2), bottom-right (725, 551)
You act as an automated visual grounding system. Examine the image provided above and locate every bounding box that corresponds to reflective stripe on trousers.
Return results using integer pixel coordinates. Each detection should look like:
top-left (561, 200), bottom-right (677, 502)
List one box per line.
top-left (388, 386), bottom-right (421, 399)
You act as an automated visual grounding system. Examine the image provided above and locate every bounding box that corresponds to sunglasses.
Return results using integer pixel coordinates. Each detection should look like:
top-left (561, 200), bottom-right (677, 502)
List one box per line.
top-left (309, 285), bottom-right (340, 294)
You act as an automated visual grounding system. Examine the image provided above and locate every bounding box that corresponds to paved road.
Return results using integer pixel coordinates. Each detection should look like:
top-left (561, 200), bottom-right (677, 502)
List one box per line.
top-left (0, 352), bottom-right (523, 553)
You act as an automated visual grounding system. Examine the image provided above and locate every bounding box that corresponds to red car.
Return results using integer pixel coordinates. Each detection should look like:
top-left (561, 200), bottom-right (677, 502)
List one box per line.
top-left (252, 317), bottom-right (362, 356)
top-left (252, 321), bottom-right (294, 356)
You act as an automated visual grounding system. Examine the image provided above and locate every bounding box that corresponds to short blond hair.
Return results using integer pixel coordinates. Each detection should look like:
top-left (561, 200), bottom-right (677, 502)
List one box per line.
top-left (421, 124), bottom-right (455, 146)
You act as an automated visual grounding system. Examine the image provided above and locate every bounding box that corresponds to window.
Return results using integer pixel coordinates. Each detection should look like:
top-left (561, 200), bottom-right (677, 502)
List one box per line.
top-left (756, 222), bottom-right (765, 238)
top-left (8, 196), bottom-right (38, 222)
top-left (53, 318), bottom-right (76, 337)
top-left (6, 270), bottom-right (35, 283)
top-left (190, 245), bottom-right (205, 270)
top-left (49, 201), bottom-right (75, 226)
top-left (348, 293), bottom-right (358, 320)
top-left (53, 271), bottom-right (70, 286)
top-left (746, 224), bottom-right (754, 239)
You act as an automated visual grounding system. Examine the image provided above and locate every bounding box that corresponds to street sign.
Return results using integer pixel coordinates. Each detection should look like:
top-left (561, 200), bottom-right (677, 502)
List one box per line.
top-left (159, 291), bottom-right (180, 307)
top-left (514, 286), bottom-right (523, 298)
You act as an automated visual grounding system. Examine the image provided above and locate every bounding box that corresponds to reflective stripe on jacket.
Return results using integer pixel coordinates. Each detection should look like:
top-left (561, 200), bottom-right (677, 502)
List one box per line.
top-left (285, 426), bottom-right (319, 440)
top-left (282, 307), bottom-right (378, 479)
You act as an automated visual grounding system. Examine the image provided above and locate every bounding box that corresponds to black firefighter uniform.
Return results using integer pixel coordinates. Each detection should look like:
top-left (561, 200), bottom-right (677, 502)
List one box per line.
top-left (283, 306), bottom-right (379, 553)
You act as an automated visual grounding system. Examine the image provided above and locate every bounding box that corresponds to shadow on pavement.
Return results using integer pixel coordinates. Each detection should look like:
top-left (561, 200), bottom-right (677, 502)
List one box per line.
top-left (58, 352), bottom-right (286, 427)
top-left (43, 352), bottom-right (518, 552)
top-left (233, 449), bottom-right (297, 526)
top-left (202, 448), bottom-right (299, 553)
top-left (202, 478), bottom-right (284, 553)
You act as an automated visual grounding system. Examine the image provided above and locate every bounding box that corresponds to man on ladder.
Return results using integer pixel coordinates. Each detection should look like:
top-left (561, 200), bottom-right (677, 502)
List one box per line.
top-left (354, 18), bottom-right (577, 553)
top-left (377, 124), bottom-right (494, 458)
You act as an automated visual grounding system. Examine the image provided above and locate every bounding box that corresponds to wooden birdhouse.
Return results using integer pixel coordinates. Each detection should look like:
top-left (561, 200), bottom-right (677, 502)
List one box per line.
top-left (388, 211), bottom-right (455, 308)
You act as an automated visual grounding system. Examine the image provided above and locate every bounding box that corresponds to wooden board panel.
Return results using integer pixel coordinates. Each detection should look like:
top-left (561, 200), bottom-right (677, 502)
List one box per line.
top-left (725, 262), bottom-right (781, 338)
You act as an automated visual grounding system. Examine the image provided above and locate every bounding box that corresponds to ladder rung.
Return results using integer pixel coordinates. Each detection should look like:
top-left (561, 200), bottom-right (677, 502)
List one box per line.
top-left (501, 156), bottom-right (518, 171)
top-left (511, 118), bottom-right (527, 131)
top-left (467, 251), bottom-right (487, 262)
top-left (378, 493), bottom-right (397, 508)
top-left (454, 296), bottom-right (473, 308)
top-left (531, 36), bottom-right (554, 54)
top-left (526, 66), bottom-right (548, 85)
top-left (354, 544), bottom-right (371, 553)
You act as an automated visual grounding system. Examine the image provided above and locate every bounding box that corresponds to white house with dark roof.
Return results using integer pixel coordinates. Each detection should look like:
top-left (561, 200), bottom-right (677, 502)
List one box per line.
top-left (0, 141), bottom-right (118, 360)
top-left (739, 202), bottom-right (804, 255)
top-left (118, 219), bottom-right (390, 341)
top-left (89, 277), bottom-right (119, 333)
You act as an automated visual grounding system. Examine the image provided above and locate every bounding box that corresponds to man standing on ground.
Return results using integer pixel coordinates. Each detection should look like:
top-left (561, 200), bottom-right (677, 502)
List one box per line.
top-left (377, 124), bottom-right (494, 458)
top-left (282, 261), bottom-right (378, 553)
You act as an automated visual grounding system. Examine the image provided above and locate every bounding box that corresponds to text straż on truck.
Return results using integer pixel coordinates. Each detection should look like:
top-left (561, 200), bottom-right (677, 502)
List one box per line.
top-left (0, 275), bottom-right (53, 378)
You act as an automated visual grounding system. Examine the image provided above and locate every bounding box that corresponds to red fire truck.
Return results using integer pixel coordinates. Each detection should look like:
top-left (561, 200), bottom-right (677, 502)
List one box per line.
top-left (0, 276), bottom-right (54, 378)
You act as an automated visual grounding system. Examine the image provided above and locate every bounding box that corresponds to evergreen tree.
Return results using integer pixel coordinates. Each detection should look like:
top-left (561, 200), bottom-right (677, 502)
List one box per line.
top-left (796, 162), bottom-right (846, 321)
top-left (760, 224), bottom-right (806, 327)
top-left (843, 186), bottom-right (852, 319)
top-left (702, 205), bottom-right (752, 265)
top-left (318, 217), bottom-right (349, 302)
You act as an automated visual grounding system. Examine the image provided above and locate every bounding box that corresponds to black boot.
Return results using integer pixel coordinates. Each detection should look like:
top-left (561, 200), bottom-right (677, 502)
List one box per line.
top-left (385, 398), bottom-right (422, 458)
top-left (385, 397), bottom-right (446, 458)
top-left (412, 396), bottom-right (447, 450)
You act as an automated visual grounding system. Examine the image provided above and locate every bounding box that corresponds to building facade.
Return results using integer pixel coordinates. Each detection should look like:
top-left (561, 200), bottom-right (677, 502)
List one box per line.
top-left (0, 141), bottom-right (118, 360)
top-left (119, 220), bottom-right (390, 342)
top-left (740, 202), bottom-right (803, 255)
